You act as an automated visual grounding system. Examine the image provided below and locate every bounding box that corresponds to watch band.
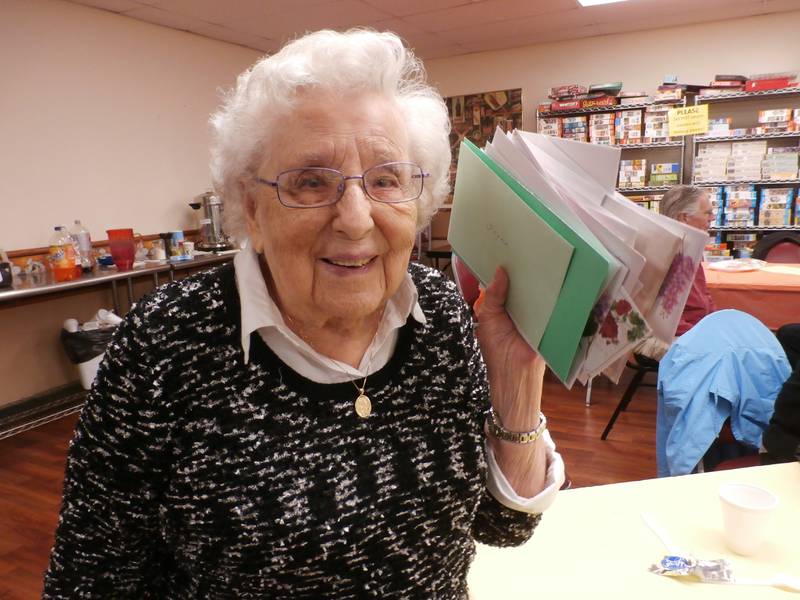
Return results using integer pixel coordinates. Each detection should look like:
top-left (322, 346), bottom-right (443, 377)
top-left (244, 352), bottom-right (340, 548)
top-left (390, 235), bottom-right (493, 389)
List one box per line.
top-left (486, 407), bottom-right (547, 444)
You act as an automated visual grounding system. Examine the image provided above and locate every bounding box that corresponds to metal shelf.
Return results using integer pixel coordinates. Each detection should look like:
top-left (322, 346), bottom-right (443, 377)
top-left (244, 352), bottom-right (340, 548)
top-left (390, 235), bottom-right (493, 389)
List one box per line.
top-left (696, 87), bottom-right (800, 103)
top-left (617, 141), bottom-right (683, 149)
top-left (616, 186), bottom-right (672, 193)
top-left (695, 131), bottom-right (800, 143)
top-left (710, 225), bottom-right (800, 232)
top-left (694, 179), bottom-right (800, 186)
top-left (537, 101), bottom-right (681, 119)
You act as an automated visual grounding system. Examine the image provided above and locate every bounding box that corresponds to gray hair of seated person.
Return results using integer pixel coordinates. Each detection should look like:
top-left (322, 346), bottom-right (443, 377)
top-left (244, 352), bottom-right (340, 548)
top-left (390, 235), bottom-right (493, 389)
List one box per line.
top-left (209, 28), bottom-right (452, 241)
top-left (659, 185), bottom-right (709, 221)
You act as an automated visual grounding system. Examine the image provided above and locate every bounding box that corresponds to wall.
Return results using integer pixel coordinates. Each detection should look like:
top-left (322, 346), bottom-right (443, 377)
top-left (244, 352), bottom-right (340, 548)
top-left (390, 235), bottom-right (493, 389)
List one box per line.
top-left (424, 11), bottom-right (800, 129)
top-left (3, 3), bottom-right (800, 407)
top-left (0, 0), bottom-right (259, 252)
top-left (0, 0), bottom-right (258, 408)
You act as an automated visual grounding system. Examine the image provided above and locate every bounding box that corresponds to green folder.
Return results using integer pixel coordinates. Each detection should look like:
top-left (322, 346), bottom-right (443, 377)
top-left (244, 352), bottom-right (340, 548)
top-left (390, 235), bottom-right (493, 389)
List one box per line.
top-left (449, 147), bottom-right (574, 353)
top-left (449, 140), bottom-right (612, 381)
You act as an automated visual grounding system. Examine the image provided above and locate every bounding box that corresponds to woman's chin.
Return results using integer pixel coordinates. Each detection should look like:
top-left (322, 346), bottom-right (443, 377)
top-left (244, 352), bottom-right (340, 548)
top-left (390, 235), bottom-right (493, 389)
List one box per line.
top-left (316, 294), bottom-right (385, 323)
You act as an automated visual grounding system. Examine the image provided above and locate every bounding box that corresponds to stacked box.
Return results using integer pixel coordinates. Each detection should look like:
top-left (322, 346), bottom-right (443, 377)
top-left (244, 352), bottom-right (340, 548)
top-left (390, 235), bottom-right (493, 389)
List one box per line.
top-left (723, 185), bottom-right (757, 226)
top-left (644, 104), bottom-right (673, 143)
top-left (726, 141), bottom-right (767, 180)
top-left (693, 143), bottom-right (731, 182)
top-left (649, 162), bottom-right (680, 186)
top-left (628, 193), bottom-right (663, 213)
top-left (762, 148), bottom-right (799, 179)
top-left (756, 108), bottom-right (796, 134)
top-left (615, 109), bottom-right (643, 145)
top-left (618, 159), bottom-right (647, 188)
top-left (562, 115), bottom-right (588, 142)
top-left (707, 118), bottom-right (733, 137)
top-left (704, 240), bottom-right (732, 262)
top-left (537, 116), bottom-right (561, 137)
top-left (727, 232), bottom-right (758, 258)
top-left (758, 188), bottom-right (795, 226)
top-left (706, 186), bottom-right (724, 226)
top-left (589, 113), bottom-right (615, 145)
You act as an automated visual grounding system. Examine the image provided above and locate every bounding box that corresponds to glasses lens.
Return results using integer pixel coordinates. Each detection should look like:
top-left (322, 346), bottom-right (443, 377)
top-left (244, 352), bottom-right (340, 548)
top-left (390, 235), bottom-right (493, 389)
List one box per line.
top-left (364, 162), bottom-right (422, 203)
top-left (277, 168), bottom-right (342, 207)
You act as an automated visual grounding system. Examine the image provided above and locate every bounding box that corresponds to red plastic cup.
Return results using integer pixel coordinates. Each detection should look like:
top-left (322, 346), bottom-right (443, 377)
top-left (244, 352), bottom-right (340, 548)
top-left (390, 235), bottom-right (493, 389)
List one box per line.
top-left (106, 228), bottom-right (135, 271)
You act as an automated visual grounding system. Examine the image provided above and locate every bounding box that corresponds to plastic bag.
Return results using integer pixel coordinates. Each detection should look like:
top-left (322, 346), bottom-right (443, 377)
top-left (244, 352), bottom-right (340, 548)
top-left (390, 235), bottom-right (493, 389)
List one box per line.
top-left (60, 327), bottom-right (116, 364)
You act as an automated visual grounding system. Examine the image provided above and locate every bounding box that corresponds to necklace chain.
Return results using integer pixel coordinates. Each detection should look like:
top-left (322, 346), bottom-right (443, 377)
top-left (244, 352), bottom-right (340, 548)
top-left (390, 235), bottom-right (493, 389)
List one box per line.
top-left (284, 311), bottom-right (381, 419)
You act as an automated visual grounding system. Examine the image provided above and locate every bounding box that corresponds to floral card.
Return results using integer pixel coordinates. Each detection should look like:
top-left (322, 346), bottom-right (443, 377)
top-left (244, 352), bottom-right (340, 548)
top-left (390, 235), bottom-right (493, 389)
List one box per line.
top-left (575, 289), bottom-right (651, 384)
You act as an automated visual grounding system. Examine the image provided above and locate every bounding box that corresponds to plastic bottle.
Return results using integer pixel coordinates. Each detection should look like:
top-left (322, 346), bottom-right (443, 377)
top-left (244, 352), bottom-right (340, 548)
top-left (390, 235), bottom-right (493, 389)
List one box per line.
top-left (70, 219), bottom-right (94, 271)
top-left (49, 226), bottom-right (81, 282)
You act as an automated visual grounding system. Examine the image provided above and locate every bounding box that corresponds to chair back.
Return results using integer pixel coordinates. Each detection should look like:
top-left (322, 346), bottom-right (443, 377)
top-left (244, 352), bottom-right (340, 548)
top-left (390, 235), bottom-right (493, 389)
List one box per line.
top-left (752, 232), bottom-right (800, 263)
top-left (656, 310), bottom-right (791, 476)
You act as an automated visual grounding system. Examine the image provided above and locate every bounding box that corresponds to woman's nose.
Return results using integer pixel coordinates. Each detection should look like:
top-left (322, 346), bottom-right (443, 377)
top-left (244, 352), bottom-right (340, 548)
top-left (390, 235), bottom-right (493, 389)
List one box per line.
top-left (333, 178), bottom-right (374, 238)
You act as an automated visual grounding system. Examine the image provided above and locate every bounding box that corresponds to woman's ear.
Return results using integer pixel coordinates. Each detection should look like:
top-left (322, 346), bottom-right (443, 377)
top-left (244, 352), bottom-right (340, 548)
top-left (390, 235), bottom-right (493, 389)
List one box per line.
top-left (676, 212), bottom-right (689, 224)
top-left (240, 182), bottom-right (264, 253)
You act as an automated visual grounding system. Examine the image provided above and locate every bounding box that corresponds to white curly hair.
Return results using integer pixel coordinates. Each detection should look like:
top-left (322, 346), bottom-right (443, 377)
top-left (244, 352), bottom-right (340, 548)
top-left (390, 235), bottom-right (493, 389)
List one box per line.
top-left (209, 28), bottom-right (452, 240)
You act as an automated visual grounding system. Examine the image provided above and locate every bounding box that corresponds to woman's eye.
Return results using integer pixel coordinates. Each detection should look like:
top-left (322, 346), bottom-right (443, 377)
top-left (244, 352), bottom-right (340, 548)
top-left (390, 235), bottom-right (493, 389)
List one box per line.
top-left (297, 175), bottom-right (324, 189)
top-left (374, 175), bottom-right (400, 188)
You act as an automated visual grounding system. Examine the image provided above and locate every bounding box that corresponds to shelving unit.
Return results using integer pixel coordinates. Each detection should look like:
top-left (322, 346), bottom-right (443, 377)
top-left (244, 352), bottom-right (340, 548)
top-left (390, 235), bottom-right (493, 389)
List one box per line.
top-left (696, 178), bottom-right (800, 186)
top-left (711, 225), bottom-right (800, 232)
top-left (690, 89), bottom-right (800, 252)
top-left (537, 98), bottom-right (690, 211)
top-left (614, 185), bottom-right (672, 193)
top-left (695, 131), bottom-right (800, 143)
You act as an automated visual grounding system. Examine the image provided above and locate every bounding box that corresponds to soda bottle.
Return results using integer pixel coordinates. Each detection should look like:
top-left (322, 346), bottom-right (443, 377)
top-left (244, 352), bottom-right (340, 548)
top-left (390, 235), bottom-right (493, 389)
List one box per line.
top-left (69, 219), bottom-right (94, 272)
top-left (49, 226), bottom-right (80, 282)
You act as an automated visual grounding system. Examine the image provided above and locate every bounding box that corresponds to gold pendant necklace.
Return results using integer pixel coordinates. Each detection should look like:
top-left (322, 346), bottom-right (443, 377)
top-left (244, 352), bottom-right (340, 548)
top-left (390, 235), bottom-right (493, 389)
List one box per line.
top-left (283, 311), bottom-right (380, 419)
top-left (353, 376), bottom-right (372, 419)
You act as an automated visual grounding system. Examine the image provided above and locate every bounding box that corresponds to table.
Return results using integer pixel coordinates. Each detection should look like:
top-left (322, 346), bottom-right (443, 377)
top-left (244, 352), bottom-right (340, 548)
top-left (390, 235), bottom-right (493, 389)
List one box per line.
top-left (468, 463), bottom-right (800, 599)
top-left (704, 262), bottom-right (800, 329)
top-left (0, 250), bottom-right (237, 313)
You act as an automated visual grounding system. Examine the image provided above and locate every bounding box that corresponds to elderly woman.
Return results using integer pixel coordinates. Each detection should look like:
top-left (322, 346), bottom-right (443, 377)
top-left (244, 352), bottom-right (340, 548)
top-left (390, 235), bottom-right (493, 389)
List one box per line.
top-left (43, 30), bottom-right (563, 598)
top-left (634, 185), bottom-right (716, 360)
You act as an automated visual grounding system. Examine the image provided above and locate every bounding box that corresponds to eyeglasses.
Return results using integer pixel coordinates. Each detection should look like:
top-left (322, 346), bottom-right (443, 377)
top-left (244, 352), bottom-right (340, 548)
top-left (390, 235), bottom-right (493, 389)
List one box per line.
top-left (253, 161), bottom-right (429, 208)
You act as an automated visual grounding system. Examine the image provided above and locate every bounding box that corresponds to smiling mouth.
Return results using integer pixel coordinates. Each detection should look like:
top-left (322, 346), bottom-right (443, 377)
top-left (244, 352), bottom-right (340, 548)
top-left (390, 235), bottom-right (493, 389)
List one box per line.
top-left (322, 257), bottom-right (376, 268)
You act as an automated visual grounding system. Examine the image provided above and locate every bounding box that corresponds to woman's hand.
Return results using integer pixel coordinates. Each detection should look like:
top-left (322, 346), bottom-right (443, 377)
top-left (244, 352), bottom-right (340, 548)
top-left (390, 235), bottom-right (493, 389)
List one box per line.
top-left (476, 267), bottom-right (547, 497)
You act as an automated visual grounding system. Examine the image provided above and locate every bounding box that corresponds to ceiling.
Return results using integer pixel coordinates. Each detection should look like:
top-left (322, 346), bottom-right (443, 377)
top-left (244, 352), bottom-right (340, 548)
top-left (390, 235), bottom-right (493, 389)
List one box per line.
top-left (67, 0), bottom-right (800, 59)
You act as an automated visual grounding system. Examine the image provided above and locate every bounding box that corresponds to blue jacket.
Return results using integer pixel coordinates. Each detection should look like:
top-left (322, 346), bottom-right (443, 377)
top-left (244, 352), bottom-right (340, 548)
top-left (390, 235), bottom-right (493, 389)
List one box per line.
top-left (657, 310), bottom-right (790, 476)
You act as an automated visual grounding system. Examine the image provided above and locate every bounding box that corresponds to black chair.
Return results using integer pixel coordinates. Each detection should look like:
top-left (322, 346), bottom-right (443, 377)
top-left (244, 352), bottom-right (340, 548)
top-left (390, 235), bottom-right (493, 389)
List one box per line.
top-left (751, 232), bottom-right (800, 263)
top-left (601, 354), bottom-right (659, 440)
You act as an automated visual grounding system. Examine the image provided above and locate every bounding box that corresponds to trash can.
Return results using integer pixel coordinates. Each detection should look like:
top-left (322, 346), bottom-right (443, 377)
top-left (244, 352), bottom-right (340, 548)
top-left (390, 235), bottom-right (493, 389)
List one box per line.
top-left (60, 313), bottom-right (119, 390)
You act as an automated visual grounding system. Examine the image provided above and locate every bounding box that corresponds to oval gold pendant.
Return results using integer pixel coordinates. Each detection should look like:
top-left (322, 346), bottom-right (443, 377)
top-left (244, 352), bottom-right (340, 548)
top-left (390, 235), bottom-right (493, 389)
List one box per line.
top-left (354, 394), bottom-right (372, 418)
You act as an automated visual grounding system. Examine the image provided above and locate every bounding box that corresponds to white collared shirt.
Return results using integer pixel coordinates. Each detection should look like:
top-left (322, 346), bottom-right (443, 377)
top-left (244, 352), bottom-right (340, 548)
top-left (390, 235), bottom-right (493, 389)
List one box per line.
top-left (234, 241), bottom-right (563, 513)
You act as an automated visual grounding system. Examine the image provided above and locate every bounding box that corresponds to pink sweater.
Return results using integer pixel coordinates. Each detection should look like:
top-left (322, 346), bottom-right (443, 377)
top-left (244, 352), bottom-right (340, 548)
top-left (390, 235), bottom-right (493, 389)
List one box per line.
top-left (675, 265), bottom-right (716, 336)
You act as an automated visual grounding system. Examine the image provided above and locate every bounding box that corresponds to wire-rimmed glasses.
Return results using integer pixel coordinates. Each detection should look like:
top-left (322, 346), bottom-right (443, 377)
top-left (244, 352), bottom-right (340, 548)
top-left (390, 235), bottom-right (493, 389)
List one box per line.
top-left (253, 161), bottom-right (429, 208)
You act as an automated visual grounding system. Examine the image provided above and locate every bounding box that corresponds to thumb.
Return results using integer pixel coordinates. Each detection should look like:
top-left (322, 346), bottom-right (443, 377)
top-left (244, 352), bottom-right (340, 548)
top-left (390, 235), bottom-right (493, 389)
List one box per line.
top-left (479, 267), bottom-right (509, 316)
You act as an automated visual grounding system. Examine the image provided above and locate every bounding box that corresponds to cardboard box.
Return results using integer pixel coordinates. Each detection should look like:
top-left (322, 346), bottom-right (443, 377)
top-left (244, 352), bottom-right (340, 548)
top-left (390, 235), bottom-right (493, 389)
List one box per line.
top-left (744, 78), bottom-right (795, 92)
top-left (550, 100), bottom-right (582, 111)
top-left (580, 95), bottom-right (618, 109)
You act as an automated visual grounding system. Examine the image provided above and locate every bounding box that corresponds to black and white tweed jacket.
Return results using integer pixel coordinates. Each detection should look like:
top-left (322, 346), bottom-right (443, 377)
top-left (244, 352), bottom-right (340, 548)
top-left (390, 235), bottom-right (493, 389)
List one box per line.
top-left (43, 262), bottom-right (540, 599)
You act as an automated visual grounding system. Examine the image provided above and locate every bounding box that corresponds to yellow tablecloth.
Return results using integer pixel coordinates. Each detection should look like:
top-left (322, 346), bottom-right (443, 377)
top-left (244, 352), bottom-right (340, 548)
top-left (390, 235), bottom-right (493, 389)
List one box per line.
top-left (468, 463), bottom-right (800, 599)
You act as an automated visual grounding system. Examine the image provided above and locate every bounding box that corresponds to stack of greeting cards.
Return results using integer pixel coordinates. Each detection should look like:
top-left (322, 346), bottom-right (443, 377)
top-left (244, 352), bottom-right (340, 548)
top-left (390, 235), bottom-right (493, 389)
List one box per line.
top-left (448, 129), bottom-right (707, 386)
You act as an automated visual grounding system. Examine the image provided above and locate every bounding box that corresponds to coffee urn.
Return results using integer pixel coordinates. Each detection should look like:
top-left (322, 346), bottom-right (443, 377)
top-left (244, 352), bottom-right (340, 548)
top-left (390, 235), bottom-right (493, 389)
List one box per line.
top-left (189, 191), bottom-right (232, 251)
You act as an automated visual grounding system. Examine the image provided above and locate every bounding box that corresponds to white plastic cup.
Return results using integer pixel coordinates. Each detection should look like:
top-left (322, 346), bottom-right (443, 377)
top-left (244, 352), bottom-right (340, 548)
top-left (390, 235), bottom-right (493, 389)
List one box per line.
top-left (719, 483), bottom-right (778, 556)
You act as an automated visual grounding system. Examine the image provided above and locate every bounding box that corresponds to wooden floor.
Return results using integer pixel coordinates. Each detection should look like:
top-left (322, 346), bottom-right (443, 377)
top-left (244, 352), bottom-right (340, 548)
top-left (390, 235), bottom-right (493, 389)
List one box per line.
top-left (0, 368), bottom-right (657, 599)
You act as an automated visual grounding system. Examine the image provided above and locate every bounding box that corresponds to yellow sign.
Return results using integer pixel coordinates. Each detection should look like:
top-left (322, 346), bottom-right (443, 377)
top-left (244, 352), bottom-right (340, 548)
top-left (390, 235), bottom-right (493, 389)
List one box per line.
top-left (668, 104), bottom-right (709, 137)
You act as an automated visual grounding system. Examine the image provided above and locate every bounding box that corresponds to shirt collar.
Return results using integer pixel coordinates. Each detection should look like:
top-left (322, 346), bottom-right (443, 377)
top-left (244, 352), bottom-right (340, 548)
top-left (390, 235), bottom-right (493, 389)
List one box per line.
top-left (234, 240), bottom-right (426, 364)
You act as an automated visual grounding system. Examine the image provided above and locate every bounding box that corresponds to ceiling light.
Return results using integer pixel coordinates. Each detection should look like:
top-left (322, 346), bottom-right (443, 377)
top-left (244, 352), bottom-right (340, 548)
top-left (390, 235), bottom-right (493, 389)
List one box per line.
top-left (578, 0), bottom-right (629, 6)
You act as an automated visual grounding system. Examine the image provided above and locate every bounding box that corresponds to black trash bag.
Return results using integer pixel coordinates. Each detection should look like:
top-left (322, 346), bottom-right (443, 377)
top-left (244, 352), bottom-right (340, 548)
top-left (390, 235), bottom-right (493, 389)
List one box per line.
top-left (60, 327), bottom-right (116, 364)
